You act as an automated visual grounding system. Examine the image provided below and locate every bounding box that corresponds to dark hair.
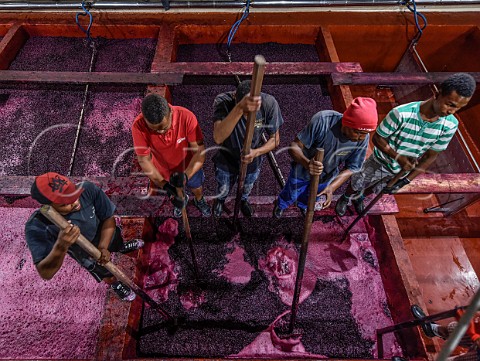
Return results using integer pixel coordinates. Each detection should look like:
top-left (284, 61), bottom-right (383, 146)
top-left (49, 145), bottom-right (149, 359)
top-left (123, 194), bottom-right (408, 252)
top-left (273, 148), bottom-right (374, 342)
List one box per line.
top-left (235, 80), bottom-right (252, 103)
top-left (141, 94), bottom-right (169, 124)
top-left (440, 73), bottom-right (476, 98)
top-left (30, 182), bottom-right (52, 204)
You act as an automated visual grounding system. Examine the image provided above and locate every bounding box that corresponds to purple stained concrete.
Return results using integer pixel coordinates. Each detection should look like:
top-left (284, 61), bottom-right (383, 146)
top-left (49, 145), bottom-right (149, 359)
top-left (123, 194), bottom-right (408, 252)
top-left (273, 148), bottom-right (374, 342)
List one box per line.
top-left (10, 37), bottom-right (92, 71)
top-left (0, 207), bottom-right (107, 359)
top-left (93, 38), bottom-right (156, 73)
top-left (72, 89), bottom-right (144, 177)
top-left (0, 86), bottom-right (142, 176)
top-left (10, 37), bottom-right (156, 72)
top-left (1, 37), bottom-right (155, 177)
top-left (0, 87), bottom-right (83, 176)
top-left (137, 216), bottom-right (400, 358)
top-left (176, 43), bottom-right (321, 62)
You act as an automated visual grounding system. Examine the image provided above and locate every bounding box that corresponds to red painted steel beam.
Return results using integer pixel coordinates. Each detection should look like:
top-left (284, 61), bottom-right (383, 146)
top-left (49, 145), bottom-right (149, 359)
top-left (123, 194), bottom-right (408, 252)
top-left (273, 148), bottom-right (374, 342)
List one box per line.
top-left (0, 176), bottom-right (149, 196)
top-left (0, 23), bottom-right (29, 70)
top-left (153, 61), bottom-right (363, 75)
top-left (397, 173), bottom-right (480, 194)
top-left (398, 217), bottom-right (480, 238)
top-left (0, 70), bottom-right (184, 85)
top-left (0, 62), bottom-right (362, 85)
top-left (2, 174), bottom-right (479, 197)
top-left (332, 72), bottom-right (480, 86)
top-left (1, 174), bottom-right (477, 216)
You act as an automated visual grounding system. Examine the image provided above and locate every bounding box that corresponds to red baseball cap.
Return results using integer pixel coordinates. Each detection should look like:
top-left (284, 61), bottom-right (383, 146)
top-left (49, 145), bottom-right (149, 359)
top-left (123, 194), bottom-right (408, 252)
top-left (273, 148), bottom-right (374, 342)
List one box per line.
top-left (31, 172), bottom-right (84, 205)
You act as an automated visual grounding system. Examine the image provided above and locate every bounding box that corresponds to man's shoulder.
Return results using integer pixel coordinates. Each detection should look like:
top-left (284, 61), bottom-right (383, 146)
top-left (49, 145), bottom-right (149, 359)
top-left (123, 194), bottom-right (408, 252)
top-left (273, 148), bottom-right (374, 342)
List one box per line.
top-left (172, 104), bottom-right (193, 114)
top-left (443, 114), bottom-right (459, 128)
top-left (133, 113), bottom-right (143, 124)
top-left (214, 92), bottom-right (235, 106)
top-left (171, 105), bottom-right (197, 123)
top-left (78, 181), bottom-right (102, 200)
top-left (79, 180), bottom-right (97, 190)
top-left (260, 92), bottom-right (279, 107)
top-left (394, 101), bottom-right (420, 114)
top-left (312, 109), bottom-right (342, 124)
top-left (25, 210), bottom-right (51, 232)
top-left (132, 114), bottom-right (146, 131)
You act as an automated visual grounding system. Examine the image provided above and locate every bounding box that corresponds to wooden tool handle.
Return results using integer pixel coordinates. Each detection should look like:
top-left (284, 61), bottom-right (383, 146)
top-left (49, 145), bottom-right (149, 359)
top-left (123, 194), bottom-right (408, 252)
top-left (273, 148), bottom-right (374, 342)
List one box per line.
top-left (314, 148), bottom-right (325, 163)
top-left (289, 147), bottom-right (324, 333)
top-left (175, 187), bottom-right (192, 239)
top-left (307, 148), bottom-right (325, 211)
top-left (40, 205), bottom-right (102, 259)
top-left (233, 55), bottom-right (266, 225)
top-left (242, 55), bottom-right (266, 156)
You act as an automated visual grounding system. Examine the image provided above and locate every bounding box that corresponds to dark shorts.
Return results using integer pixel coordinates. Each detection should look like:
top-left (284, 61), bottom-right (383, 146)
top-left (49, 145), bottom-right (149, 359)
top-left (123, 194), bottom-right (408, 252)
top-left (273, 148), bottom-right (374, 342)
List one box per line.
top-left (186, 169), bottom-right (205, 189)
top-left (350, 155), bottom-right (395, 194)
top-left (149, 169), bottom-right (205, 193)
top-left (68, 225), bottom-right (123, 282)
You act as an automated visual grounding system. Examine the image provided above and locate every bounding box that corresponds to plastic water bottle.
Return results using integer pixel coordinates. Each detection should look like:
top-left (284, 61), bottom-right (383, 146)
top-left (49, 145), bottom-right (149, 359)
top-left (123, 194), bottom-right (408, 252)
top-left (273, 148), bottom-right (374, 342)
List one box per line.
top-left (315, 195), bottom-right (327, 211)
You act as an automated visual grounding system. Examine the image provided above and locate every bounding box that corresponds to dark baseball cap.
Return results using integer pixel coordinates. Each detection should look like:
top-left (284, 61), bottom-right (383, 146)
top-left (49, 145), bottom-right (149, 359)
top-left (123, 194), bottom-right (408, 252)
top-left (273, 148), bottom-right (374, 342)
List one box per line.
top-left (30, 172), bottom-right (84, 205)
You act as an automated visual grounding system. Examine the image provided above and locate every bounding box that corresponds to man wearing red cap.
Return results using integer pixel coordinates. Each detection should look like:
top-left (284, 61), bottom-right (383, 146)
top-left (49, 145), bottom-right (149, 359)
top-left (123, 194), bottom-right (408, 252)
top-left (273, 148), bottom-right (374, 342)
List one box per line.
top-left (25, 172), bottom-right (144, 301)
top-left (336, 72), bottom-right (476, 216)
top-left (273, 97), bottom-right (378, 218)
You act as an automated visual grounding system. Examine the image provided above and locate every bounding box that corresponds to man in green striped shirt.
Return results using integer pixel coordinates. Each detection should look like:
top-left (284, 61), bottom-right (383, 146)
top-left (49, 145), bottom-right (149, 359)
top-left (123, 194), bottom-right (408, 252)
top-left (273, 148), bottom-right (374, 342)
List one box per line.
top-left (336, 72), bottom-right (476, 216)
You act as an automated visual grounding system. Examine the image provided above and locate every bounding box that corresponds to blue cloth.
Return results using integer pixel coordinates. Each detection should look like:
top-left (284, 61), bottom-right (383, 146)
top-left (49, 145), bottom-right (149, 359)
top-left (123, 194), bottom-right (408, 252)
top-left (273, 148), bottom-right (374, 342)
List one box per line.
top-left (212, 91), bottom-right (284, 174)
top-left (278, 167), bottom-right (328, 210)
top-left (25, 181), bottom-right (116, 265)
top-left (292, 110), bottom-right (368, 183)
top-left (215, 166), bottom-right (261, 202)
top-left (186, 169), bottom-right (205, 189)
top-left (277, 110), bottom-right (368, 210)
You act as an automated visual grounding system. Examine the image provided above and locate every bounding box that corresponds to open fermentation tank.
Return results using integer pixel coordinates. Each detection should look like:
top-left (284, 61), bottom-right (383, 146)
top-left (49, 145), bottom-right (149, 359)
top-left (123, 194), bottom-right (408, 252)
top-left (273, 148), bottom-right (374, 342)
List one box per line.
top-left (1, 8), bottom-right (480, 361)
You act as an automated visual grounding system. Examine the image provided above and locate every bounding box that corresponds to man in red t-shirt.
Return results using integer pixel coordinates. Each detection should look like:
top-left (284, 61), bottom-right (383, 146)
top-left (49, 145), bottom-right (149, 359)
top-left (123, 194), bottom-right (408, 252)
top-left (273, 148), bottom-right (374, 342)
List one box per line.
top-left (132, 94), bottom-right (211, 217)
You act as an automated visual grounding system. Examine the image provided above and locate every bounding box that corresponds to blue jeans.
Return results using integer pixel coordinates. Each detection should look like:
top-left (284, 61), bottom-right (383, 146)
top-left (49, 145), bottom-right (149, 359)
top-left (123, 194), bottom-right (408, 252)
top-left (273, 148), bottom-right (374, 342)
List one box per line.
top-left (277, 167), bottom-right (328, 210)
top-left (215, 166), bottom-right (261, 202)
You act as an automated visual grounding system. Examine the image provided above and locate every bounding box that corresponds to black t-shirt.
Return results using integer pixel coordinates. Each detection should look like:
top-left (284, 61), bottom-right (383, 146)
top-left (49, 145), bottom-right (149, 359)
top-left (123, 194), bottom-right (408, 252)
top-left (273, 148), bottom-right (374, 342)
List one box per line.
top-left (212, 91), bottom-right (284, 174)
top-left (25, 181), bottom-right (116, 265)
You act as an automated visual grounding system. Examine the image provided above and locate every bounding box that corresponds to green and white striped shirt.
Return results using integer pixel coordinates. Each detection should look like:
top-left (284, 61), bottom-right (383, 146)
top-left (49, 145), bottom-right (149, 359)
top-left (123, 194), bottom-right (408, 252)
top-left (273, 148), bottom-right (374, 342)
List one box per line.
top-left (374, 101), bottom-right (458, 173)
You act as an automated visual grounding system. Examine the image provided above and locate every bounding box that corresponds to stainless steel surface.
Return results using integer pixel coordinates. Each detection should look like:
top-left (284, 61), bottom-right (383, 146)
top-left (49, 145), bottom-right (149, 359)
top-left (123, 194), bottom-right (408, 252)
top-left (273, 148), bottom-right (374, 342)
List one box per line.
top-left (1, 0), bottom-right (480, 10)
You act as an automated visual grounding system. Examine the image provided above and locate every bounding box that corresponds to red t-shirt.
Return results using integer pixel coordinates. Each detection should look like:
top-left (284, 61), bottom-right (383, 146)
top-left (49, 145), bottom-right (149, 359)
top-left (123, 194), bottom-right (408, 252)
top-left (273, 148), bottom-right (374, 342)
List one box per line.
top-left (131, 105), bottom-right (203, 180)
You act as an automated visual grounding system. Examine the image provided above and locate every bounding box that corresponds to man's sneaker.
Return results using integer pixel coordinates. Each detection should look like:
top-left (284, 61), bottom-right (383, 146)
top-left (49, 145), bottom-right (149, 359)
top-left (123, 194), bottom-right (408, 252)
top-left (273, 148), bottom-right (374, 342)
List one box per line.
top-left (119, 239), bottom-right (145, 254)
top-left (193, 196), bottom-right (211, 217)
top-left (214, 199), bottom-right (224, 218)
top-left (240, 199), bottom-right (254, 217)
top-left (111, 281), bottom-right (136, 302)
top-left (173, 194), bottom-right (189, 218)
top-left (273, 201), bottom-right (284, 219)
top-left (411, 304), bottom-right (436, 338)
top-left (335, 194), bottom-right (350, 217)
top-left (352, 194), bottom-right (365, 214)
top-left (298, 207), bottom-right (307, 217)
